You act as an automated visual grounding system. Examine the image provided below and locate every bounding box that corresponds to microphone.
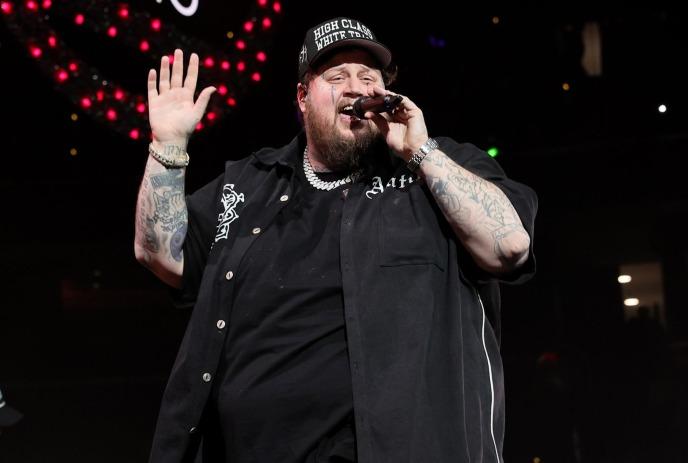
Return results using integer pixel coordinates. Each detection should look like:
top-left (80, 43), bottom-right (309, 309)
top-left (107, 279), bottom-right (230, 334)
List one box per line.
top-left (352, 94), bottom-right (403, 119)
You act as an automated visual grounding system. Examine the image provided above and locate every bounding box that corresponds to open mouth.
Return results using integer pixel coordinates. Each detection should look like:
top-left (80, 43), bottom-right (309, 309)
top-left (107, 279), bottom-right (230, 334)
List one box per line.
top-left (339, 104), bottom-right (362, 122)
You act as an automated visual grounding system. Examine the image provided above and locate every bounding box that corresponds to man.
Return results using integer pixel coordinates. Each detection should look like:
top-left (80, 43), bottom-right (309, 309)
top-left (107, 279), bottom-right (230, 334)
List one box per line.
top-left (0, 387), bottom-right (23, 436)
top-left (135, 16), bottom-right (537, 463)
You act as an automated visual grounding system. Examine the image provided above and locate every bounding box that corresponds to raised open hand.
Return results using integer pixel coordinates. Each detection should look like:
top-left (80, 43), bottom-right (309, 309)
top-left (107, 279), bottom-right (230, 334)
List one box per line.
top-left (147, 49), bottom-right (216, 145)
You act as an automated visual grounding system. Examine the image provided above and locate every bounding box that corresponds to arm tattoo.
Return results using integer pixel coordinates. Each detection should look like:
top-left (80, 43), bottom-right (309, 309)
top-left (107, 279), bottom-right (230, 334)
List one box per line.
top-left (424, 151), bottom-right (527, 261)
top-left (136, 165), bottom-right (188, 264)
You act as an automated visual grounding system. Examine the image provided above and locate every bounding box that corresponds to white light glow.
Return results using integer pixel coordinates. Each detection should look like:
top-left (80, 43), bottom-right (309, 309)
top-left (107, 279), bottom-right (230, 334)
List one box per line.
top-left (624, 298), bottom-right (640, 307)
top-left (658, 104), bottom-right (667, 113)
top-left (617, 274), bottom-right (632, 284)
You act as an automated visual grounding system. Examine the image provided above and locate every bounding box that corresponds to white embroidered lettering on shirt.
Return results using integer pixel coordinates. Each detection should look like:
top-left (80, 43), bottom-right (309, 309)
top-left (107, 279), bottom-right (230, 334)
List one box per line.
top-left (365, 174), bottom-right (415, 199)
top-left (215, 183), bottom-right (245, 242)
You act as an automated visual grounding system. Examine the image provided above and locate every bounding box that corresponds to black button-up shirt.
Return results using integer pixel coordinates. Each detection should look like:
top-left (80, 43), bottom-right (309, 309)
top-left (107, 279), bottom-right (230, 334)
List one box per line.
top-left (149, 133), bottom-right (537, 463)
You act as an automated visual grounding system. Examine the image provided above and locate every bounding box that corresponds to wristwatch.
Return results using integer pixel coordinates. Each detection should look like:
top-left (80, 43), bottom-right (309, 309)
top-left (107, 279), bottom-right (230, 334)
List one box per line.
top-left (406, 138), bottom-right (438, 172)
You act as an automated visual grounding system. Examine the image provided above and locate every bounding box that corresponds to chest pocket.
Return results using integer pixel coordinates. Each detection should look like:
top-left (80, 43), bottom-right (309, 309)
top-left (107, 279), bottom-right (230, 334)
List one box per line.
top-left (377, 187), bottom-right (446, 270)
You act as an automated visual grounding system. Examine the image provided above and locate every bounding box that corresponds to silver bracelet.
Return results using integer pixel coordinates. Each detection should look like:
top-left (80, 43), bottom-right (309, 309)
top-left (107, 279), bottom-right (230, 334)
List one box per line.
top-left (148, 142), bottom-right (189, 168)
top-left (406, 138), bottom-right (438, 172)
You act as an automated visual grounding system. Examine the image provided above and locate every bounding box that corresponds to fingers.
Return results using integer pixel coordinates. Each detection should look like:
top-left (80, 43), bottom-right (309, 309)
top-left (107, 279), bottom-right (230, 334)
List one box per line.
top-left (159, 55), bottom-right (171, 93)
top-left (184, 53), bottom-right (199, 94)
top-left (193, 86), bottom-right (217, 117)
top-left (171, 49), bottom-right (184, 88)
top-left (147, 68), bottom-right (158, 100)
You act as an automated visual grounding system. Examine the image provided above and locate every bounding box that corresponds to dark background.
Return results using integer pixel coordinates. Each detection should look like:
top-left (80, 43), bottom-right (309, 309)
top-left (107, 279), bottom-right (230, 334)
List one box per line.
top-left (1, 1), bottom-right (687, 461)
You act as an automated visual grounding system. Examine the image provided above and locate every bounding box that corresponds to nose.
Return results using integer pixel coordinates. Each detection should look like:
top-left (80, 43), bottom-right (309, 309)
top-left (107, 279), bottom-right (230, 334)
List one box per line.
top-left (342, 76), bottom-right (369, 98)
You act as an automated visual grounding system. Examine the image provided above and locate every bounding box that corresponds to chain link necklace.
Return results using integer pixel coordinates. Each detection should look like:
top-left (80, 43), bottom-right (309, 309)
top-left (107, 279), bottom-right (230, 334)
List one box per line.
top-left (303, 146), bottom-right (361, 191)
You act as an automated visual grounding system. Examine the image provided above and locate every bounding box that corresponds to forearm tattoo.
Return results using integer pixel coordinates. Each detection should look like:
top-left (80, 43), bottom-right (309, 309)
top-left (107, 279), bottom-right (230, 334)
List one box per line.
top-left (136, 167), bottom-right (187, 263)
top-left (423, 151), bottom-right (527, 261)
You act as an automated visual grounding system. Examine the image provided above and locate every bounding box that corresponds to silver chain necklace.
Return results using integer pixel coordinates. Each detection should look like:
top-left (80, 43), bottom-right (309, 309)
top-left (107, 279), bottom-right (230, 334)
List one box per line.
top-left (303, 146), bottom-right (360, 191)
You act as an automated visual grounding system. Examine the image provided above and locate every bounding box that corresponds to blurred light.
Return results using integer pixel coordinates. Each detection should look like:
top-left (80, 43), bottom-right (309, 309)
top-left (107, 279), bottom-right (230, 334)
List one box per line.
top-left (428, 36), bottom-right (446, 48)
top-left (74, 13), bottom-right (84, 25)
top-left (273, 1), bottom-right (281, 13)
top-left (218, 85), bottom-right (228, 95)
top-left (68, 62), bottom-right (78, 71)
top-left (204, 57), bottom-right (215, 68)
top-left (70, 113), bottom-right (78, 121)
top-left (562, 82), bottom-right (570, 91)
top-left (47, 35), bottom-right (57, 48)
top-left (227, 97), bottom-right (237, 106)
top-left (244, 20), bottom-right (254, 32)
top-left (236, 40), bottom-right (246, 50)
top-left (80, 97), bottom-right (92, 108)
top-left (195, 122), bottom-right (203, 131)
top-left (207, 111), bottom-right (216, 121)
top-left (69, 148), bottom-right (78, 156)
top-left (41, 0), bottom-right (50, 8)
top-left (262, 17), bottom-right (272, 29)
top-left (129, 128), bottom-right (140, 139)
top-left (492, 16), bottom-right (500, 25)
top-left (226, 31), bottom-right (234, 39)
top-left (257, 0), bottom-right (267, 6)
top-left (114, 89), bottom-right (124, 100)
top-left (26, 0), bottom-right (38, 11)
top-left (624, 298), bottom-right (640, 307)
top-left (107, 26), bottom-right (117, 37)
top-left (256, 51), bottom-right (266, 62)
top-left (237, 61), bottom-right (246, 71)
top-left (56, 69), bottom-right (68, 82)
top-left (533, 458), bottom-right (541, 463)
top-left (106, 109), bottom-right (117, 121)
top-left (96, 90), bottom-right (104, 101)
top-left (150, 18), bottom-right (161, 31)
top-left (487, 146), bottom-right (499, 157)
top-left (1, 1), bottom-right (13, 14)
top-left (618, 274), bottom-right (632, 284)
top-left (136, 102), bottom-right (146, 113)
top-left (221, 60), bottom-right (231, 70)
top-left (658, 104), bottom-right (667, 113)
top-left (168, 54), bottom-right (174, 64)
top-left (118, 6), bottom-right (129, 19)
top-left (29, 45), bottom-right (42, 58)
top-left (251, 72), bottom-right (261, 82)
top-left (140, 40), bottom-right (150, 52)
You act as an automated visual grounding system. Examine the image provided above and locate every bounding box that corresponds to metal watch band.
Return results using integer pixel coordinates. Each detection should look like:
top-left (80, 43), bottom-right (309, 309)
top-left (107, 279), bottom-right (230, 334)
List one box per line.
top-left (406, 137), bottom-right (438, 172)
top-left (148, 143), bottom-right (190, 168)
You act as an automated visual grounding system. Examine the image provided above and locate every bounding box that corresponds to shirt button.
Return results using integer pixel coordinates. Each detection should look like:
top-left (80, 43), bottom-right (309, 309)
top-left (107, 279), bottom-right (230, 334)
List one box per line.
top-left (225, 270), bottom-right (234, 280)
top-left (216, 320), bottom-right (226, 329)
top-left (202, 372), bottom-right (212, 382)
top-left (252, 227), bottom-right (261, 235)
top-left (189, 426), bottom-right (198, 434)
top-left (280, 195), bottom-right (289, 202)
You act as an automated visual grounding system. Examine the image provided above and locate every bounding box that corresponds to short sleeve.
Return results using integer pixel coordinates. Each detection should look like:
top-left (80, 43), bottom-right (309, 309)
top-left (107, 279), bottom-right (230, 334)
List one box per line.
top-left (436, 137), bottom-right (538, 285)
top-left (169, 173), bottom-right (225, 308)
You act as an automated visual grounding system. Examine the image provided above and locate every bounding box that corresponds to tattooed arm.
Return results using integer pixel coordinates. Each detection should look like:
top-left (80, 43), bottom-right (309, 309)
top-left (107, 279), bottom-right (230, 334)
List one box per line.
top-left (134, 141), bottom-right (188, 288)
top-left (418, 148), bottom-right (531, 275)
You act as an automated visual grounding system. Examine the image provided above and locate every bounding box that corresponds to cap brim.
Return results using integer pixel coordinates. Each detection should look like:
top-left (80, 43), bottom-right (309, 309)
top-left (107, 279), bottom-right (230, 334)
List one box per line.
top-left (310, 39), bottom-right (392, 71)
top-left (0, 406), bottom-right (23, 427)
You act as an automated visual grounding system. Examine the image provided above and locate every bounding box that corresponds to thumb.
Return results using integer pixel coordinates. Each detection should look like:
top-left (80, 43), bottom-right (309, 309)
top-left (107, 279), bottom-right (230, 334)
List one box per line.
top-left (193, 86), bottom-right (216, 117)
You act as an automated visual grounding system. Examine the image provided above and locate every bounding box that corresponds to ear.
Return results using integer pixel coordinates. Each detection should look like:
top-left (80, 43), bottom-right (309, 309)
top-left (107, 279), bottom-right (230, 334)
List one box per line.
top-left (296, 82), bottom-right (308, 113)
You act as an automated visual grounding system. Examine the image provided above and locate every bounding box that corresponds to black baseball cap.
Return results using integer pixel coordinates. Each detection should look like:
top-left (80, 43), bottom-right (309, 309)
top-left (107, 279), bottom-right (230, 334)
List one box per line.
top-left (0, 388), bottom-right (22, 427)
top-left (298, 17), bottom-right (392, 78)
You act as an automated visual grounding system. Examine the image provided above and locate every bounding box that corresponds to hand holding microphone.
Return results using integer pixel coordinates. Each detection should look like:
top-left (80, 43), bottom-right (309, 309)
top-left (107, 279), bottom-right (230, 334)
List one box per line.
top-left (352, 94), bottom-right (403, 119)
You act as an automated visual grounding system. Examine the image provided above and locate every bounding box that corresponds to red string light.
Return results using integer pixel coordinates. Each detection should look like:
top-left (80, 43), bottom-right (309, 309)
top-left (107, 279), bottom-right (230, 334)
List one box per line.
top-left (47, 35), bottom-right (56, 47)
top-left (207, 111), bottom-right (216, 121)
top-left (74, 13), bottom-right (84, 25)
top-left (68, 61), bottom-right (78, 71)
top-left (139, 40), bottom-right (150, 52)
top-left (25, 0), bottom-right (38, 11)
top-left (262, 17), bottom-right (272, 29)
top-left (136, 102), bottom-right (146, 113)
top-left (227, 97), bottom-right (237, 106)
top-left (117, 6), bottom-right (129, 19)
top-left (251, 72), bottom-right (261, 82)
top-left (129, 128), bottom-right (140, 139)
top-left (29, 45), bottom-right (42, 57)
top-left (256, 51), bottom-right (266, 62)
top-left (243, 21), bottom-right (254, 32)
top-left (221, 60), bottom-right (230, 70)
top-left (1, 1), bottom-right (13, 14)
top-left (204, 56), bottom-right (215, 68)
top-left (237, 61), bottom-right (246, 71)
top-left (257, 0), bottom-right (267, 6)
top-left (106, 109), bottom-right (117, 121)
top-left (272, 2), bottom-right (281, 13)
top-left (107, 26), bottom-right (117, 37)
top-left (236, 39), bottom-right (246, 50)
top-left (80, 97), bottom-right (92, 108)
top-left (114, 89), bottom-right (124, 100)
top-left (56, 69), bottom-right (68, 82)
top-left (41, 0), bottom-right (50, 8)
top-left (150, 18), bottom-right (161, 31)
top-left (218, 84), bottom-right (228, 95)
top-left (195, 122), bottom-right (203, 131)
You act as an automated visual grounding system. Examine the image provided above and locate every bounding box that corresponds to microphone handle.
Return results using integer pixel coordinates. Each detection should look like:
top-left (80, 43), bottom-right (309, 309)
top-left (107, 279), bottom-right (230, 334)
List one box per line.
top-left (352, 94), bottom-right (403, 118)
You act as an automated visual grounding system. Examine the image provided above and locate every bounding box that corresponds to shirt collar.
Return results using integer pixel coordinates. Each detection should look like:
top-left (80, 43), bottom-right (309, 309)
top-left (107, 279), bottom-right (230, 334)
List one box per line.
top-left (251, 132), bottom-right (304, 170)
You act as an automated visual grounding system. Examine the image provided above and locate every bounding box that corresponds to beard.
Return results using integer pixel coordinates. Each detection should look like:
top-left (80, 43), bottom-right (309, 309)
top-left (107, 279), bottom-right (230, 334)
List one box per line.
top-left (304, 102), bottom-right (387, 173)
